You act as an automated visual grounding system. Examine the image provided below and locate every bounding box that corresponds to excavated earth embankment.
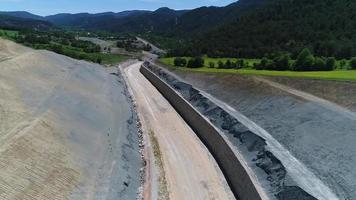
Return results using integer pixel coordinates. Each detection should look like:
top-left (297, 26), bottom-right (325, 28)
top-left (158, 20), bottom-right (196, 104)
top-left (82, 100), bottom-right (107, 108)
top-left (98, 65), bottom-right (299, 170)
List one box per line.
top-left (0, 39), bottom-right (141, 200)
top-left (145, 64), bottom-right (323, 200)
top-left (166, 69), bottom-right (356, 200)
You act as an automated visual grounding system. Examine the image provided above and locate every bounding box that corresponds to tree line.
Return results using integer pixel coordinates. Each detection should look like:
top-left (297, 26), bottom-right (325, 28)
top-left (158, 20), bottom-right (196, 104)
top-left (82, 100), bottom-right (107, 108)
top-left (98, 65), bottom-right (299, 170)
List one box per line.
top-left (172, 48), bottom-right (356, 71)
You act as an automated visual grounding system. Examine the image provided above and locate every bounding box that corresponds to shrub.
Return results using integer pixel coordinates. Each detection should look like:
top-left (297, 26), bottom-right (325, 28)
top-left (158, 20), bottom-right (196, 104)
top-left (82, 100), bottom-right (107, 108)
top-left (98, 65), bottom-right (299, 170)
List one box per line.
top-left (187, 57), bottom-right (204, 68)
top-left (209, 62), bottom-right (215, 68)
top-left (173, 57), bottom-right (187, 67)
top-left (50, 44), bottom-right (63, 54)
top-left (237, 59), bottom-right (245, 68)
top-left (313, 57), bottom-right (326, 71)
top-left (218, 61), bottom-right (224, 69)
top-left (325, 57), bottom-right (336, 71)
top-left (225, 60), bottom-right (232, 69)
top-left (350, 57), bottom-right (356, 69)
top-left (274, 54), bottom-right (291, 71)
top-left (255, 57), bottom-right (273, 70)
top-left (294, 48), bottom-right (315, 71)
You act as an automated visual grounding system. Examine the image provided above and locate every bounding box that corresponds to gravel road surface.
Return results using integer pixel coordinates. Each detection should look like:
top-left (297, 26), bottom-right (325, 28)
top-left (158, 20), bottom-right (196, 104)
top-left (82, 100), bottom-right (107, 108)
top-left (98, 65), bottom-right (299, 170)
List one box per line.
top-left (122, 62), bottom-right (234, 200)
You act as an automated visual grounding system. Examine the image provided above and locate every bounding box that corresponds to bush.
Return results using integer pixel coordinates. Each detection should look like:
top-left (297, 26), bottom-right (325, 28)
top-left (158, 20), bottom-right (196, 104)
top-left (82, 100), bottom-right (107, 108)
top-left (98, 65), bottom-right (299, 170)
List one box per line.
top-left (218, 61), bottom-right (224, 69)
top-left (313, 57), bottom-right (326, 70)
top-left (209, 62), bottom-right (215, 68)
top-left (50, 44), bottom-right (63, 54)
top-left (325, 57), bottom-right (336, 71)
top-left (236, 59), bottom-right (245, 68)
top-left (225, 60), bottom-right (232, 69)
top-left (173, 57), bottom-right (187, 67)
top-left (256, 57), bottom-right (275, 70)
top-left (294, 48), bottom-right (315, 71)
top-left (339, 59), bottom-right (347, 69)
top-left (274, 54), bottom-right (291, 70)
top-left (187, 57), bottom-right (204, 68)
top-left (350, 57), bottom-right (356, 69)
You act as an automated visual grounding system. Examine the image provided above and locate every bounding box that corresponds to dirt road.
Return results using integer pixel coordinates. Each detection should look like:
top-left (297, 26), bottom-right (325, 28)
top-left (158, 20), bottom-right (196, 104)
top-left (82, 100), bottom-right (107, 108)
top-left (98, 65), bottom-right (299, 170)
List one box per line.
top-left (122, 62), bottom-right (234, 200)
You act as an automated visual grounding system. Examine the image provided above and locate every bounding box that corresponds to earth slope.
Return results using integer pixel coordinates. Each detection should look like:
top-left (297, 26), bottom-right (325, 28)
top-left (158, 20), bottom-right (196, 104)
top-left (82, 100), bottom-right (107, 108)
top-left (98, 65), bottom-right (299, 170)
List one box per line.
top-left (0, 39), bottom-right (141, 200)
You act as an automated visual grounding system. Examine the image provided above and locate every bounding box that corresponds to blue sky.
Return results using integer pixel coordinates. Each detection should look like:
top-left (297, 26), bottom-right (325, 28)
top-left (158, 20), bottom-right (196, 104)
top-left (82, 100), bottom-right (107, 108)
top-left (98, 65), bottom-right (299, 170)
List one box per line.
top-left (0, 0), bottom-right (236, 16)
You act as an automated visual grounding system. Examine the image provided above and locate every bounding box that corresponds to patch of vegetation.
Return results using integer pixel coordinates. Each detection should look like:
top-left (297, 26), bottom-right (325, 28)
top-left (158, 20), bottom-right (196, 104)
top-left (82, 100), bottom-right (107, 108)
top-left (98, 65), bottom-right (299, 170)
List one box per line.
top-left (168, 66), bottom-right (356, 82)
top-left (148, 130), bottom-right (169, 200)
top-left (92, 53), bottom-right (129, 65)
top-left (0, 29), bottom-right (18, 39)
top-left (165, 48), bottom-right (356, 72)
top-left (255, 49), bottom-right (336, 71)
top-left (161, 57), bottom-right (356, 81)
top-left (162, 57), bottom-right (260, 69)
top-left (2, 29), bottom-right (129, 65)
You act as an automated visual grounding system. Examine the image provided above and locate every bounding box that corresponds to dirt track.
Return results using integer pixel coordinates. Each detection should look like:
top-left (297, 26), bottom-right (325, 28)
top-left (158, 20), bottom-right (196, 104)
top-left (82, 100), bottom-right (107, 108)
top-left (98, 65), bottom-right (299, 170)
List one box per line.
top-left (0, 39), bottom-right (141, 200)
top-left (122, 62), bottom-right (234, 200)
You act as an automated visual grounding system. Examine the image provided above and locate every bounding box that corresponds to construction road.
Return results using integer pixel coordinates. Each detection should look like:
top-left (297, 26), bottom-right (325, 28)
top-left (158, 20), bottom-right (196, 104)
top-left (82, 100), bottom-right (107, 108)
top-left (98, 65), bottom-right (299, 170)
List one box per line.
top-left (122, 62), bottom-right (234, 200)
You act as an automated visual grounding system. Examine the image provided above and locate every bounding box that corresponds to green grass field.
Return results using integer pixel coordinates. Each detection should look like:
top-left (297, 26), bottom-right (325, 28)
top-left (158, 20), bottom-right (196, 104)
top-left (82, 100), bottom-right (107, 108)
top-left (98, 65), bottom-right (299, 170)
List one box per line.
top-left (0, 29), bottom-right (18, 39)
top-left (160, 57), bottom-right (356, 81)
top-left (91, 53), bottom-right (129, 65)
top-left (160, 57), bottom-right (260, 68)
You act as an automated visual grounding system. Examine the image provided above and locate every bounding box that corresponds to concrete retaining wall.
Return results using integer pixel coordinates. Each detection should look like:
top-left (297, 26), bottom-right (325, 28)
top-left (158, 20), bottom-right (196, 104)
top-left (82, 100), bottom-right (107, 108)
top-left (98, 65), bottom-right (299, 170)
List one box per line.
top-left (140, 65), bottom-right (264, 200)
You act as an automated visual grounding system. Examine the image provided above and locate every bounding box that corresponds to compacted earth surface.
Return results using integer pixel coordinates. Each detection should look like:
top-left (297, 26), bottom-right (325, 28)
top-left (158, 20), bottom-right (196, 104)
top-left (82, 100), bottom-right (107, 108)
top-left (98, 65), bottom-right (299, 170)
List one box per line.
top-left (159, 66), bottom-right (356, 200)
top-left (0, 39), bottom-right (141, 200)
top-left (122, 62), bottom-right (234, 200)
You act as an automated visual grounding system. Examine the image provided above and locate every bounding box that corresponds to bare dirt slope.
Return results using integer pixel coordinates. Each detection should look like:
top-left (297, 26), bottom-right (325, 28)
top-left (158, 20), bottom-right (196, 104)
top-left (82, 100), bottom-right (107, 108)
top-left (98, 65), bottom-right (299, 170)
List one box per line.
top-left (0, 39), bottom-right (141, 200)
top-left (263, 76), bottom-right (356, 112)
top-left (123, 62), bottom-right (234, 200)
top-left (172, 70), bottom-right (356, 199)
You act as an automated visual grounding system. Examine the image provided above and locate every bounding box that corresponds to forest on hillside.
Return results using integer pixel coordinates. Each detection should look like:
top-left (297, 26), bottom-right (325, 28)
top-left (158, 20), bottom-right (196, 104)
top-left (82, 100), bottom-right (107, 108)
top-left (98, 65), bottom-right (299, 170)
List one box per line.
top-left (171, 0), bottom-right (356, 60)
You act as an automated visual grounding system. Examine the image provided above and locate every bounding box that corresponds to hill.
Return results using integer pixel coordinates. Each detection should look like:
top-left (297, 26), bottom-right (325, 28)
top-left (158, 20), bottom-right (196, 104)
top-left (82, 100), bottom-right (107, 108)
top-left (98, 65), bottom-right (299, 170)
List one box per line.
top-left (3, 0), bottom-right (356, 60)
top-left (0, 1), bottom-right (263, 38)
top-left (45, 8), bottom-right (187, 33)
top-left (0, 14), bottom-right (52, 30)
top-left (45, 10), bottom-right (151, 28)
top-left (174, 0), bottom-right (356, 59)
top-left (0, 11), bottom-right (44, 20)
top-left (160, 0), bottom-right (267, 37)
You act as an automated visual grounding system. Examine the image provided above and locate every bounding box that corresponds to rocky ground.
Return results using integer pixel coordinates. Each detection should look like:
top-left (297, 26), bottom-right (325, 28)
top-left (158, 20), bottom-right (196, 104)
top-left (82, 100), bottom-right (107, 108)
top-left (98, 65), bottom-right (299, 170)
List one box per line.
top-left (162, 68), bottom-right (356, 199)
